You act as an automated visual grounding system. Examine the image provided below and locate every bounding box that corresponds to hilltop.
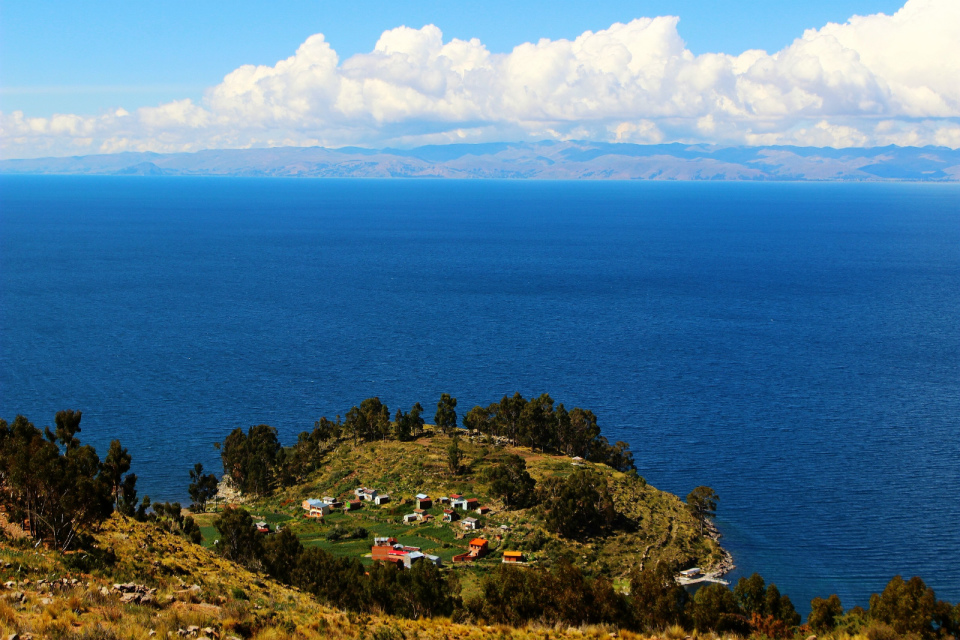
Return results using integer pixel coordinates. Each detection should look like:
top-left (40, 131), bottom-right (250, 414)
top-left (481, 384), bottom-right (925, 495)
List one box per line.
top-left (218, 433), bottom-right (726, 589)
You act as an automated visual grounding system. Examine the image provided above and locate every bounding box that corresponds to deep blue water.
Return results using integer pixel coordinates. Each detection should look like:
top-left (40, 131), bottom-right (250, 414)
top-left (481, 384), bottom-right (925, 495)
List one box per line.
top-left (1, 176), bottom-right (958, 615)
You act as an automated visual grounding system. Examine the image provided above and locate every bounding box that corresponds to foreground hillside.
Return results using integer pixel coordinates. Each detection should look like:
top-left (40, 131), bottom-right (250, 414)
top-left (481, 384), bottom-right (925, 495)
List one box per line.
top-left (0, 515), bottom-right (658, 640)
top-left (228, 434), bottom-right (725, 587)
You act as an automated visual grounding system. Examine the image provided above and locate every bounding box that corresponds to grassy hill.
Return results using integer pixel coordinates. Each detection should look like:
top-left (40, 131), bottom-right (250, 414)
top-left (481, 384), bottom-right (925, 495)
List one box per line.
top-left (201, 432), bottom-right (725, 594)
top-left (0, 514), bottom-right (664, 640)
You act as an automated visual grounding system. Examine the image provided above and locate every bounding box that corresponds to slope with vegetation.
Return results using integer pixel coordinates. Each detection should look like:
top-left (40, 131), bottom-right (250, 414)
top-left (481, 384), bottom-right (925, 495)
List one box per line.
top-left (1, 405), bottom-right (958, 639)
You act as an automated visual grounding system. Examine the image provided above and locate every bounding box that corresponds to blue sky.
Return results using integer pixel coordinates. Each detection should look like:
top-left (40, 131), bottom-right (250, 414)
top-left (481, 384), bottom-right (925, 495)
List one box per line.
top-left (1, 0), bottom-right (957, 157)
top-left (1, 0), bottom-right (906, 116)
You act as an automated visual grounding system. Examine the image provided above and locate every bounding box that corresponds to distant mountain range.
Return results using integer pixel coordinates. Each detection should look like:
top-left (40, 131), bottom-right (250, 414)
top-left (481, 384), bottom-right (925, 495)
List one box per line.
top-left (3, 141), bottom-right (959, 181)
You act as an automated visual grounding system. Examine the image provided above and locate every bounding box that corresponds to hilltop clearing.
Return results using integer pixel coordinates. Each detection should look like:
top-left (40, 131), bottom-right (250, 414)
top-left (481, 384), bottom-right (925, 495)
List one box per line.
top-left (207, 433), bottom-right (726, 588)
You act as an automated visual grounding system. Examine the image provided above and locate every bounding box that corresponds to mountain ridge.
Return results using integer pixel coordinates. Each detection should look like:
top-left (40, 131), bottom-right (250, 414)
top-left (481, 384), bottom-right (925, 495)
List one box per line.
top-left (3, 141), bottom-right (959, 181)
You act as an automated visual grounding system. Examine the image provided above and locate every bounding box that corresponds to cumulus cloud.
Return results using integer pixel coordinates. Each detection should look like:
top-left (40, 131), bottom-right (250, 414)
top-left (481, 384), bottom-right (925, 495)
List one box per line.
top-left (2, 0), bottom-right (959, 158)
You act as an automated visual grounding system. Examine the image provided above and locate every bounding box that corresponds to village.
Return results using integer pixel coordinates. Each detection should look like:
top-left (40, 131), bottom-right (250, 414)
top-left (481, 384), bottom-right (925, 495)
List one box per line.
top-left (278, 487), bottom-right (529, 570)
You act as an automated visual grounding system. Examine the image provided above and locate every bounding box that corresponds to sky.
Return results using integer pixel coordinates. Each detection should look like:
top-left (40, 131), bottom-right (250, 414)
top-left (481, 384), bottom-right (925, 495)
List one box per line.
top-left (1, 0), bottom-right (958, 158)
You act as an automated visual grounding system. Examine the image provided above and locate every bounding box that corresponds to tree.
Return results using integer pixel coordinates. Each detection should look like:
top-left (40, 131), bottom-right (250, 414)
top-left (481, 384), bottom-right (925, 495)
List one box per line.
top-left (0, 414), bottom-right (114, 551)
top-left (408, 402), bottom-right (425, 438)
top-left (447, 435), bottom-right (463, 475)
top-left (686, 486), bottom-right (718, 536)
top-left (483, 454), bottom-right (536, 508)
top-left (520, 393), bottom-right (554, 450)
top-left (213, 506), bottom-right (263, 570)
top-left (394, 402), bottom-right (425, 442)
top-left (102, 439), bottom-right (133, 510)
top-left (188, 462), bottom-right (219, 512)
top-left (262, 527), bottom-right (303, 584)
top-left (630, 561), bottom-right (690, 630)
top-left (869, 576), bottom-right (944, 639)
top-left (689, 583), bottom-right (745, 633)
top-left (394, 408), bottom-right (410, 442)
top-left (808, 594), bottom-right (844, 633)
top-left (734, 573), bottom-right (768, 616)
top-left (345, 397), bottom-right (391, 442)
top-left (47, 409), bottom-right (83, 451)
top-left (494, 393), bottom-right (525, 444)
top-left (539, 469), bottom-right (615, 539)
top-left (435, 393), bottom-right (457, 435)
top-left (218, 425), bottom-right (281, 496)
top-left (463, 405), bottom-right (491, 437)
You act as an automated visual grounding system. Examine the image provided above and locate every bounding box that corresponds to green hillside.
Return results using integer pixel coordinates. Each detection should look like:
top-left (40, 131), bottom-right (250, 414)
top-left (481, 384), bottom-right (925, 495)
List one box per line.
top-left (202, 432), bottom-right (725, 588)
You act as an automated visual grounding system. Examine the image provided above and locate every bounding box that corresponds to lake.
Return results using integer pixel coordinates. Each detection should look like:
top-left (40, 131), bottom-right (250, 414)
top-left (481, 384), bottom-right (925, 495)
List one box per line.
top-left (1, 176), bottom-right (958, 614)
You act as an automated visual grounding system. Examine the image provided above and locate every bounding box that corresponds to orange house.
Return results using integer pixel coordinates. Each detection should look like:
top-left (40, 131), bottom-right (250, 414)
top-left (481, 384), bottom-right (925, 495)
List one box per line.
top-left (502, 551), bottom-right (525, 563)
top-left (469, 538), bottom-right (489, 557)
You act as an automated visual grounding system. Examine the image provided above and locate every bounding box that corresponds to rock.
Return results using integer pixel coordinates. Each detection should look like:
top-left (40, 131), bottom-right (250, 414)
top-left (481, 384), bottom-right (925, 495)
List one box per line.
top-left (100, 586), bottom-right (110, 596)
top-left (149, 632), bottom-right (156, 637)
top-left (7, 633), bottom-right (19, 640)
top-left (7, 591), bottom-right (25, 602)
top-left (806, 636), bottom-right (817, 640)
top-left (140, 594), bottom-right (156, 605)
top-left (3, 581), bottom-right (14, 589)
top-left (186, 626), bottom-right (200, 634)
top-left (40, 597), bottom-right (53, 605)
top-left (119, 592), bottom-right (139, 604)
top-left (201, 628), bottom-right (216, 637)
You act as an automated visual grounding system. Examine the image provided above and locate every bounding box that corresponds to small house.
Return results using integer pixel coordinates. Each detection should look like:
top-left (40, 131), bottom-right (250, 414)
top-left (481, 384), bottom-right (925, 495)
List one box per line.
top-left (502, 551), bottom-right (525, 563)
top-left (346, 499), bottom-right (362, 511)
top-left (452, 497), bottom-right (479, 511)
top-left (469, 538), bottom-right (489, 557)
top-left (361, 488), bottom-right (378, 501)
top-left (374, 494), bottom-right (391, 505)
top-left (571, 456), bottom-right (584, 466)
top-left (416, 495), bottom-right (433, 509)
top-left (476, 505), bottom-right (491, 515)
top-left (372, 537), bottom-right (400, 561)
top-left (442, 509), bottom-right (458, 522)
top-left (302, 499), bottom-right (330, 518)
top-left (439, 496), bottom-right (450, 505)
top-left (254, 521), bottom-right (271, 534)
top-left (403, 513), bottom-right (419, 524)
top-left (680, 568), bottom-right (702, 578)
top-left (461, 516), bottom-right (479, 530)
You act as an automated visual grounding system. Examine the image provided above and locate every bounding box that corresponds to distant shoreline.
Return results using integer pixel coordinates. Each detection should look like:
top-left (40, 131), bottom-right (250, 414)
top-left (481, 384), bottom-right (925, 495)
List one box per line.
top-left (2, 140), bottom-right (958, 181)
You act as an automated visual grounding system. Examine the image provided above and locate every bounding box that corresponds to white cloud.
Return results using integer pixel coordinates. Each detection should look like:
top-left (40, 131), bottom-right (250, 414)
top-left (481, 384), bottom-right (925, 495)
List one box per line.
top-left (2, 0), bottom-right (959, 158)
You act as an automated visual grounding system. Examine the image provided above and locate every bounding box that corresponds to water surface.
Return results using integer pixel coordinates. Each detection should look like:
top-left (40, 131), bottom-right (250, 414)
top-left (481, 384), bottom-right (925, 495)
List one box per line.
top-left (2, 176), bottom-right (958, 614)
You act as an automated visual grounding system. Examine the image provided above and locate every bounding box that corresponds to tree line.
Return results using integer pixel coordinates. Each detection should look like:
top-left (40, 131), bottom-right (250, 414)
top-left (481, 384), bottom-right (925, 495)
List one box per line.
top-left (217, 393), bottom-right (636, 496)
